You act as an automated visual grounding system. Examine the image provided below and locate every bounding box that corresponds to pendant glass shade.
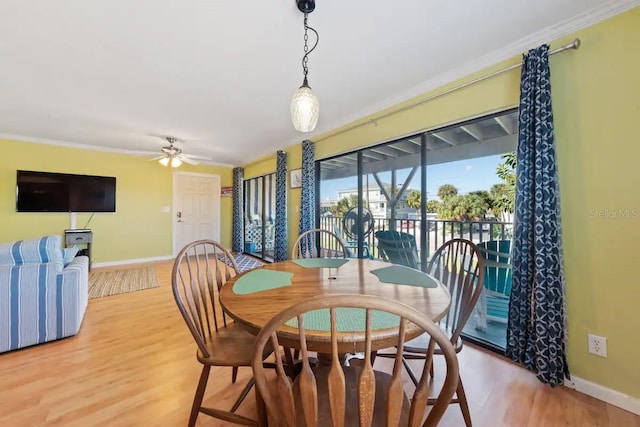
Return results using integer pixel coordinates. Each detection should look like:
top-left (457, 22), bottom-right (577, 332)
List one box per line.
top-left (291, 84), bottom-right (319, 132)
top-left (159, 157), bottom-right (170, 166)
top-left (170, 157), bottom-right (182, 168)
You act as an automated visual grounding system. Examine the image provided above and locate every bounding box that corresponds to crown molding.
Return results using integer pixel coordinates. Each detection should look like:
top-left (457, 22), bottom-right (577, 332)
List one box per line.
top-left (294, 0), bottom-right (640, 146)
top-left (0, 132), bottom-right (135, 154)
top-left (0, 133), bottom-right (234, 168)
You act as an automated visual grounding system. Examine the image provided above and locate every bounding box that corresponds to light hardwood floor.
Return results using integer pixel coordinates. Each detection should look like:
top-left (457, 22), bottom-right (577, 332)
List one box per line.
top-left (0, 260), bottom-right (638, 427)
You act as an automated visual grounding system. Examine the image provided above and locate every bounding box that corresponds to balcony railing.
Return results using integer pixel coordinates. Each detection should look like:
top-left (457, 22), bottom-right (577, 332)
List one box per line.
top-left (319, 215), bottom-right (512, 350)
top-left (320, 216), bottom-right (513, 260)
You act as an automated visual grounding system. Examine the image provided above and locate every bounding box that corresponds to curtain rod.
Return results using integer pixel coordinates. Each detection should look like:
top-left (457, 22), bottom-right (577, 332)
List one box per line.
top-left (316, 38), bottom-right (581, 142)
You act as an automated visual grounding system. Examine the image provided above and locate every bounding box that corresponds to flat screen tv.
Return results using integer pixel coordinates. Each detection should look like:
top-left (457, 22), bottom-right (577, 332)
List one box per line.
top-left (16, 170), bottom-right (116, 212)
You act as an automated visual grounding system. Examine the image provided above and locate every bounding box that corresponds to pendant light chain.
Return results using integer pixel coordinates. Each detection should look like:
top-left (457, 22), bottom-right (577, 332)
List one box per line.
top-left (300, 13), bottom-right (319, 87)
top-left (302, 13), bottom-right (309, 83)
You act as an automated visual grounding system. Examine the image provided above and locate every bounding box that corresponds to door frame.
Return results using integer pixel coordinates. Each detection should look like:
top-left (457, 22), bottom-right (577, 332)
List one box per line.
top-left (172, 171), bottom-right (221, 256)
top-left (243, 172), bottom-right (277, 262)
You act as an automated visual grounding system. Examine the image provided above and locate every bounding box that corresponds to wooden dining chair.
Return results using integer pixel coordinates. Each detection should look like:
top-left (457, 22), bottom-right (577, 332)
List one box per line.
top-left (292, 229), bottom-right (347, 259)
top-left (172, 240), bottom-right (272, 426)
top-left (252, 294), bottom-right (460, 427)
top-left (379, 238), bottom-right (484, 427)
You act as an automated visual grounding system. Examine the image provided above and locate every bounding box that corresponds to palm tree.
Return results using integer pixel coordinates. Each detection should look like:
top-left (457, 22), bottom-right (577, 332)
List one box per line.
top-left (437, 184), bottom-right (458, 200)
top-left (493, 152), bottom-right (516, 218)
top-left (406, 190), bottom-right (421, 209)
top-left (427, 200), bottom-right (440, 213)
top-left (329, 195), bottom-right (367, 217)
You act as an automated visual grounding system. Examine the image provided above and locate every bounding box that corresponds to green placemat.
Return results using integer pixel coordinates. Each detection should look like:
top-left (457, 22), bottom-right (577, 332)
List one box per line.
top-left (292, 258), bottom-right (350, 268)
top-left (370, 265), bottom-right (438, 288)
top-left (232, 270), bottom-right (293, 295)
top-left (285, 308), bottom-right (400, 332)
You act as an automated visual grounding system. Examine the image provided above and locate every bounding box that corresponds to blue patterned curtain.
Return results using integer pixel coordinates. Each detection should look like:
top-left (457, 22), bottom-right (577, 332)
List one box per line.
top-left (232, 167), bottom-right (244, 253)
top-left (274, 151), bottom-right (288, 261)
top-left (298, 140), bottom-right (316, 254)
top-left (267, 174), bottom-right (274, 223)
top-left (507, 44), bottom-right (569, 386)
top-left (245, 179), bottom-right (251, 223)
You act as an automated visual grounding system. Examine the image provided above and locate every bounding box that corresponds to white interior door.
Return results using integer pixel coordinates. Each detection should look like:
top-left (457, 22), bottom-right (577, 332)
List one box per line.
top-left (173, 172), bottom-right (221, 255)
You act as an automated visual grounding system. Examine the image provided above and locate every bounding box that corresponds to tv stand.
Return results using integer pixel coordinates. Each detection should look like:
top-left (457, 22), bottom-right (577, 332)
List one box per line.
top-left (65, 229), bottom-right (92, 271)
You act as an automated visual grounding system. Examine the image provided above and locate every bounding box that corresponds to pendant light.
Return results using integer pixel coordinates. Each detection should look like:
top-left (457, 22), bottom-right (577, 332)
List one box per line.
top-left (291, 0), bottom-right (320, 132)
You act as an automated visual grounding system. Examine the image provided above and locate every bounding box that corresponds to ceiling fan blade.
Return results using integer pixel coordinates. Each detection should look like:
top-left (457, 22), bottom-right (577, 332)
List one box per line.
top-left (184, 153), bottom-right (212, 161)
top-left (149, 155), bottom-right (166, 161)
top-left (179, 155), bottom-right (199, 165)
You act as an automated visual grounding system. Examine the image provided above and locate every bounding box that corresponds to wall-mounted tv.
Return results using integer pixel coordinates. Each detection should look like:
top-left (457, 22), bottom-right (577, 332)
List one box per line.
top-left (16, 170), bottom-right (116, 212)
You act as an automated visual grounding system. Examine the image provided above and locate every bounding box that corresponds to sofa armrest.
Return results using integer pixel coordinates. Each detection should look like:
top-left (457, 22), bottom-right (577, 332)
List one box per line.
top-left (63, 255), bottom-right (89, 284)
top-left (62, 255), bottom-right (89, 330)
top-left (0, 262), bottom-right (63, 353)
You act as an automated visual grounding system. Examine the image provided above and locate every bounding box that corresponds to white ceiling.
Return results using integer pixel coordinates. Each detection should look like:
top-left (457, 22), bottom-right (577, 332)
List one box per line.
top-left (0, 1), bottom-right (637, 166)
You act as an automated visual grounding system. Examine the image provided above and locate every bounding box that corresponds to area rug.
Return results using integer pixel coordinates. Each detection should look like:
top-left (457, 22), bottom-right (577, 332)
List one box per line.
top-left (234, 254), bottom-right (265, 272)
top-left (88, 267), bottom-right (159, 299)
top-left (216, 254), bottom-right (265, 272)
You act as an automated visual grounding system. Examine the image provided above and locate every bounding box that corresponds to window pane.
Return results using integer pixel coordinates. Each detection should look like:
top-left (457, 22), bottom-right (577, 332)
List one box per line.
top-left (244, 173), bottom-right (276, 261)
top-left (316, 109), bottom-right (519, 353)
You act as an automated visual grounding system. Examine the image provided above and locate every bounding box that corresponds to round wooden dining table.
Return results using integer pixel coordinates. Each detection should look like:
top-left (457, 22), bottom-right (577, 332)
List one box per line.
top-left (219, 258), bottom-right (452, 354)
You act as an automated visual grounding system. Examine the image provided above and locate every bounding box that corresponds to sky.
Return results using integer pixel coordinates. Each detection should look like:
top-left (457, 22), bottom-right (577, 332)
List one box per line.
top-left (320, 154), bottom-right (507, 200)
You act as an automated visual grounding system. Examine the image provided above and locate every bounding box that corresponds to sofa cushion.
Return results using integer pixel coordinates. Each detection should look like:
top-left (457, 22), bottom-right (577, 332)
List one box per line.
top-left (62, 246), bottom-right (80, 267)
top-left (0, 235), bottom-right (64, 266)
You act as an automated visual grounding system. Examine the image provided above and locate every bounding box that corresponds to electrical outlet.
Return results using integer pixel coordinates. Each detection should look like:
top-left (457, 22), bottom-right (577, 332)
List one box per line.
top-left (588, 334), bottom-right (607, 358)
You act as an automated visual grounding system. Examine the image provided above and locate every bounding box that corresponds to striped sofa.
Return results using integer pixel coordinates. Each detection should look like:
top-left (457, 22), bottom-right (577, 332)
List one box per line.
top-left (0, 235), bottom-right (88, 353)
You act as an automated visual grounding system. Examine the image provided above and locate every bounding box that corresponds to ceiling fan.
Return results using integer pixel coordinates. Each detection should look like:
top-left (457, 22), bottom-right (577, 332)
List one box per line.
top-left (150, 136), bottom-right (210, 168)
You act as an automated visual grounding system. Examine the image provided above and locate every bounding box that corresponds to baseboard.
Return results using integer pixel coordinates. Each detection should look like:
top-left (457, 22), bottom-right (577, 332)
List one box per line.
top-left (92, 255), bottom-right (174, 268)
top-left (564, 376), bottom-right (640, 415)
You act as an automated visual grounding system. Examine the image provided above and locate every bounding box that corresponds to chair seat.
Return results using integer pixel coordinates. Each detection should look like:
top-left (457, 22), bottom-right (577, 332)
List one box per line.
top-left (197, 322), bottom-right (269, 366)
top-left (286, 365), bottom-right (410, 426)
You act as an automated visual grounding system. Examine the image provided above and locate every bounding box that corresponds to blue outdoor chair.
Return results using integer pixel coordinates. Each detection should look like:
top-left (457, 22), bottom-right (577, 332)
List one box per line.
top-left (374, 230), bottom-right (419, 270)
top-left (475, 240), bottom-right (512, 330)
top-left (333, 225), bottom-right (372, 259)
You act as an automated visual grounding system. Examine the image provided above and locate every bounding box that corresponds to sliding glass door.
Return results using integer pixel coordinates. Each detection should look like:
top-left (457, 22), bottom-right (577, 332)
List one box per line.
top-left (317, 109), bottom-right (518, 352)
top-left (244, 173), bottom-right (276, 261)
top-left (319, 137), bottom-right (424, 262)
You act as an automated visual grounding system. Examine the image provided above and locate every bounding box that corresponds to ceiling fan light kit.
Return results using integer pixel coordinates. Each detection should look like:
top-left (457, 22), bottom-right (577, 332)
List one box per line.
top-left (151, 136), bottom-right (207, 168)
top-left (291, 0), bottom-right (320, 133)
